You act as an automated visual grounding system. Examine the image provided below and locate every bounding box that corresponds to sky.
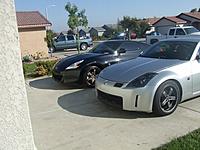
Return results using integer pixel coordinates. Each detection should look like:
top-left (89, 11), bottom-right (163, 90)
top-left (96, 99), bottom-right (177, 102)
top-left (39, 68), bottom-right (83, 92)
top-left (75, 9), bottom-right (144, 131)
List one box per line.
top-left (15, 0), bottom-right (200, 32)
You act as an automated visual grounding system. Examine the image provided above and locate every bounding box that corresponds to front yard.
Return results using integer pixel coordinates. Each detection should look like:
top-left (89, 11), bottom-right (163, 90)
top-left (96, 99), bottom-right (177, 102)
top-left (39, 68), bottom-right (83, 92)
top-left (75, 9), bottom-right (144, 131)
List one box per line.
top-left (155, 129), bottom-right (200, 150)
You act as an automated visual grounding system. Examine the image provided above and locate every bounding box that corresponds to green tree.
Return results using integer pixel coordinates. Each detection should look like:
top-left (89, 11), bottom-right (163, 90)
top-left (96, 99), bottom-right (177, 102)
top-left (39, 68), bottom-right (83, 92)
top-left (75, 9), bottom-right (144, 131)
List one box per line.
top-left (45, 30), bottom-right (56, 48)
top-left (120, 16), bottom-right (149, 38)
top-left (190, 8), bottom-right (197, 13)
top-left (65, 2), bottom-right (88, 53)
top-left (138, 20), bottom-right (150, 37)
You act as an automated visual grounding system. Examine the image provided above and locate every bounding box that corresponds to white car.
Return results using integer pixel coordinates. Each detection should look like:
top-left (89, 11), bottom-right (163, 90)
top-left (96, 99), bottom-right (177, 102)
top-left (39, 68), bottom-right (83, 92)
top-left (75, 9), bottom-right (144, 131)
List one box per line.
top-left (96, 38), bottom-right (200, 116)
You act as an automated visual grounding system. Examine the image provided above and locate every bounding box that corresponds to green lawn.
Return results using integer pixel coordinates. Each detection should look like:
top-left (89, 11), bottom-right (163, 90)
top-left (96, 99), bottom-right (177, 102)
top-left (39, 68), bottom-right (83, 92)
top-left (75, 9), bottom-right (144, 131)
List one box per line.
top-left (23, 63), bottom-right (37, 77)
top-left (154, 129), bottom-right (200, 150)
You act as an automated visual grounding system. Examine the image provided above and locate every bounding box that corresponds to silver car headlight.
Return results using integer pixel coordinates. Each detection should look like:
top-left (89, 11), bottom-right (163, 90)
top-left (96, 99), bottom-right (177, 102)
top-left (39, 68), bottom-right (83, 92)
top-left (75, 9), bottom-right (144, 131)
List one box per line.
top-left (127, 73), bottom-right (158, 88)
top-left (66, 60), bottom-right (84, 70)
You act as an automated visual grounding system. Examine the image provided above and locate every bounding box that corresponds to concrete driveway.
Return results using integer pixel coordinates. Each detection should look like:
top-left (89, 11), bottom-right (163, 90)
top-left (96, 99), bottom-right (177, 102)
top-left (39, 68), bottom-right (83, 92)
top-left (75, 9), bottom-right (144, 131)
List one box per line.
top-left (26, 77), bottom-right (200, 150)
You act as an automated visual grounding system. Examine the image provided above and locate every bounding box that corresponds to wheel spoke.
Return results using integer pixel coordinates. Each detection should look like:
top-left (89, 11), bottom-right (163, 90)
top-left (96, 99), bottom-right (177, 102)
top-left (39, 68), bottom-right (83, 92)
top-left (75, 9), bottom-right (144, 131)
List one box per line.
top-left (163, 91), bottom-right (168, 98)
top-left (162, 98), bottom-right (169, 106)
top-left (168, 87), bottom-right (173, 96)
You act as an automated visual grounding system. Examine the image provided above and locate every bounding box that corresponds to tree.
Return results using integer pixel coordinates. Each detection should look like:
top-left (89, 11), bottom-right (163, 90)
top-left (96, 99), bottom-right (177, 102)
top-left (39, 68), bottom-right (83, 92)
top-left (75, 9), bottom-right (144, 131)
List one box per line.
top-left (119, 16), bottom-right (150, 38)
top-left (65, 2), bottom-right (88, 53)
top-left (45, 30), bottom-right (57, 56)
top-left (190, 8), bottom-right (197, 13)
top-left (45, 30), bottom-right (56, 48)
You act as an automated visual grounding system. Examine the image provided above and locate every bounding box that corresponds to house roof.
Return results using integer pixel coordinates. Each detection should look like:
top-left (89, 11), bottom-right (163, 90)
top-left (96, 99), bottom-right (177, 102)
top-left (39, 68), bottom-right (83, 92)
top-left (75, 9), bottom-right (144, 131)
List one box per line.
top-left (179, 12), bottom-right (200, 21)
top-left (153, 16), bottom-right (187, 25)
top-left (103, 24), bottom-right (118, 29)
top-left (16, 11), bottom-right (51, 28)
top-left (91, 27), bottom-right (106, 32)
top-left (145, 17), bottom-right (160, 25)
top-left (80, 28), bottom-right (91, 33)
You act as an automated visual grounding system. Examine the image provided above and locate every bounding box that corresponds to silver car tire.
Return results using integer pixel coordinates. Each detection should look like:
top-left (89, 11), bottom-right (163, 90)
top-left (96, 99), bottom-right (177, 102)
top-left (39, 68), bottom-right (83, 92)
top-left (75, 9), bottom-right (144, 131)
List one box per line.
top-left (153, 80), bottom-right (181, 116)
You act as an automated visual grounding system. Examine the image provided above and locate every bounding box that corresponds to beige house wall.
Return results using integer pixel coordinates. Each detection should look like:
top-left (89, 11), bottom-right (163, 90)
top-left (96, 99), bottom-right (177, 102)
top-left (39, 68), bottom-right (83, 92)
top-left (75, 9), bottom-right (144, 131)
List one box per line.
top-left (18, 27), bottom-right (48, 57)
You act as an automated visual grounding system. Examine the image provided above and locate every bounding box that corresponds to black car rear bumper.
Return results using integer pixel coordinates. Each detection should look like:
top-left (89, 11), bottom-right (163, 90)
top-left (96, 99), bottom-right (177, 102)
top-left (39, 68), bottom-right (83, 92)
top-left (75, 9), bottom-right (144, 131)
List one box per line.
top-left (52, 69), bottom-right (81, 83)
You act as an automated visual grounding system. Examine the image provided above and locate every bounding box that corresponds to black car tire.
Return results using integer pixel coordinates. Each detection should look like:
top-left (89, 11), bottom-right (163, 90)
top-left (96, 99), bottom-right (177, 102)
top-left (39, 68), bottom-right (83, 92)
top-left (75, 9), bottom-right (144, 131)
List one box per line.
top-left (83, 66), bottom-right (101, 87)
top-left (80, 43), bottom-right (88, 51)
top-left (153, 80), bottom-right (181, 116)
top-left (51, 46), bottom-right (56, 53)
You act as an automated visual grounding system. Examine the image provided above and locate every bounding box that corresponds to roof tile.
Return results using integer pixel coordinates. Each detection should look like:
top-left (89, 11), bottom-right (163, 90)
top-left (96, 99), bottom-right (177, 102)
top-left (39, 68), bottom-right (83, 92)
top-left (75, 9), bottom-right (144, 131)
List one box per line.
top-left (16, 11), bottom-right (51, 28)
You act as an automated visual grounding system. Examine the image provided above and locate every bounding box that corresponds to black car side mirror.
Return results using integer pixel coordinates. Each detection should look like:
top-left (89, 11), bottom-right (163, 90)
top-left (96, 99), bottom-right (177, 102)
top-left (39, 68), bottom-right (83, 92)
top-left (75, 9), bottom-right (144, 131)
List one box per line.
top-left (118, 48), bottom-right (126, 54)
top-left (196, 54), bottom-right (200, 61)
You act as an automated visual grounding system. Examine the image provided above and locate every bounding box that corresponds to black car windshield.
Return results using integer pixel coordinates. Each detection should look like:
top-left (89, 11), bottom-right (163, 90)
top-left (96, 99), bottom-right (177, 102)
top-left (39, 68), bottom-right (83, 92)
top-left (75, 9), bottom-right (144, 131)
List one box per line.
top-left (140, 41), bottom-right (197, 60)
top-left (89, 41), bottom-right (123, 54)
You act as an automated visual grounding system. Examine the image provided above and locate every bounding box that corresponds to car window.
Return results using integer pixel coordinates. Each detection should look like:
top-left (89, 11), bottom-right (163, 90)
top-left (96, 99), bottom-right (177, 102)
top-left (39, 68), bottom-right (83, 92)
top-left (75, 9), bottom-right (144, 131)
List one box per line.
top-left (119, 42), bottom-right (139, 51)
top-left (140, 41), bottom-right (197, 60)
top-left (119, 42), bottom-right (149, 51)
top-left (57, 35), bottom-right (66, 42)
top-left (67, 35), bottom-right (75, 41)
top-left (169, 29), bottom-right (175, 35)
top-left (175, 29), bottom-right (185, 35)
top-left (185, 27), bottom-right (199, 34)
top-left (89, 41), bottom-right (123, 54)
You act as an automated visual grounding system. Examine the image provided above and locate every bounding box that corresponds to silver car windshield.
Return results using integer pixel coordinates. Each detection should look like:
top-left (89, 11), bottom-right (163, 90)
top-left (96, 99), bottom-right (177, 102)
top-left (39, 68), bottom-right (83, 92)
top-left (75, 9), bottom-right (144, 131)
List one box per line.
top-left (140, 41), bottom-right (197, 61)
top-left (184, 27), bottom-right (199, 34)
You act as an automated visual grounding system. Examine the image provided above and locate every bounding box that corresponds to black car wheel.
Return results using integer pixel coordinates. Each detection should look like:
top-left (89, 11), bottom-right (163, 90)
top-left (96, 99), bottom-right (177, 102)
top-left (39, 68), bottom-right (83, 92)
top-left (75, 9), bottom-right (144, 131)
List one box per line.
top-left (153, 80), bottom-right (181, 116)
top-left (83, 66), bottom-right (101, 87)
top-left (80, 43), bottom-right (88, 51)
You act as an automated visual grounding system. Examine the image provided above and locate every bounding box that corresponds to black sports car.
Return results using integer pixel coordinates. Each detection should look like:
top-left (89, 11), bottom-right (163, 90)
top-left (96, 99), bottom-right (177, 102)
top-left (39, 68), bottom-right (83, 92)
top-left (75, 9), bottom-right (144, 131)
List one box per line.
top-left (52, 40), bottom-right (149, 87)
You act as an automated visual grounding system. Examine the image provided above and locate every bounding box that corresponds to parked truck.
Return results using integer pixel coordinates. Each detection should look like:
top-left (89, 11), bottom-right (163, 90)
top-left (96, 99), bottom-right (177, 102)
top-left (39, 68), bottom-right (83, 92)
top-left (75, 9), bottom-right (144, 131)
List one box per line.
top-left (146, 26), bottom-right (200, 44)
top-left (52, 34), bottom-right (93, 52)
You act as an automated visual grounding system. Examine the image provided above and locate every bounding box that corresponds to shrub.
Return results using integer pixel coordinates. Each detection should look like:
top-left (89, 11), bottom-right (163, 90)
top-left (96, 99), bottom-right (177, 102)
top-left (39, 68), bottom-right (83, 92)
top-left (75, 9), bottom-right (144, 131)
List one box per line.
top-left (22, 55), bottom-right (32, 63)
top-left (35, 66), bottom-right (48, 76)
top-left (35, 60), bottom-right (57, 75)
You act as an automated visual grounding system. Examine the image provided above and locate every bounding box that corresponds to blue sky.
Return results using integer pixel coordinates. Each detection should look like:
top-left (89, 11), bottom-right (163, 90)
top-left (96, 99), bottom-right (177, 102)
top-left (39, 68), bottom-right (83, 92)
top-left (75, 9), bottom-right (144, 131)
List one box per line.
top-left (15, 0), bottom-right (200, 32)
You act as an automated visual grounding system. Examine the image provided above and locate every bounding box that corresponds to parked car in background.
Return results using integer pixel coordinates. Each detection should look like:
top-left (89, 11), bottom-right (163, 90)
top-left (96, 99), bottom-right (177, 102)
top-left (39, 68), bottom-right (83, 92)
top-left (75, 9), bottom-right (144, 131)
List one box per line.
top-left (52, 34), bottom-right (93, 52)
top-left (52, 40), bottom-right (149, 87)
top-left (96, 38), bottom-right (200, 116)
top-left (146, 26), bottom-right (200, 44)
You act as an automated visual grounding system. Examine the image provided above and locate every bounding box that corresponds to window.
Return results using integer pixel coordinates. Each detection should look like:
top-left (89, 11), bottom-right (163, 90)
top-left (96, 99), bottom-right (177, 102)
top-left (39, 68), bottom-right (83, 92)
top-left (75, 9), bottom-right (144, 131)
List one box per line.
top-left (67, 35), bottom-right (75, 41)
top-left (140, 41), bottom-right (197, 60)
top-left (175, 29), bottom-right (185, 35)
top-left (57, 36), bottom-right (66, 42)
top-left (120, 42), bottom-right (138, 51)
top-left (89, 41), bottom-right (123, 54)
top-left (169, 29), bottom-right (175, 35)
top-left (185, 27), bottom-right (199, 34)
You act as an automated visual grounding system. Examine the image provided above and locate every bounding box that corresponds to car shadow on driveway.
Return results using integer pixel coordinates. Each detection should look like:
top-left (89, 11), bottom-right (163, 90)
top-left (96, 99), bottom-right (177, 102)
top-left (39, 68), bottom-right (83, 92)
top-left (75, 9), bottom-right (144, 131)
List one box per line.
top-left (57, 89), bottom-right (157, 119)
top-left (29, 77), bottom-right (84, 90)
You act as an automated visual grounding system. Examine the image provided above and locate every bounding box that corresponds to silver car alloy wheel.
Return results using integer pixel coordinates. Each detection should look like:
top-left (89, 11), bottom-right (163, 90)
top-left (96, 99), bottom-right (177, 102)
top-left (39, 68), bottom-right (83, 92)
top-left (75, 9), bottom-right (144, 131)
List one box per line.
top-left (160, 86), bottom-right (178, 113)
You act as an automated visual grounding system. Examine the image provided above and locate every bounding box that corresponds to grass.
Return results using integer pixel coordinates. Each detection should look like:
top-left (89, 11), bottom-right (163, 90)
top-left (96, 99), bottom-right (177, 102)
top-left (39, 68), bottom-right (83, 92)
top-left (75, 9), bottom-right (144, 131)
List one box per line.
top-left (23, 63), bottom-right (37, 78)
top-left (154, 129), bottom-right (200, 150)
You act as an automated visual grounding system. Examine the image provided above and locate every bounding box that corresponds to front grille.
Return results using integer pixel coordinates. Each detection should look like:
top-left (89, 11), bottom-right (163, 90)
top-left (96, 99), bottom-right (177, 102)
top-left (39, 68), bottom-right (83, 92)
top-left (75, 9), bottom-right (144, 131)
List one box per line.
top-left (97, 90), bottom-right (123, 109)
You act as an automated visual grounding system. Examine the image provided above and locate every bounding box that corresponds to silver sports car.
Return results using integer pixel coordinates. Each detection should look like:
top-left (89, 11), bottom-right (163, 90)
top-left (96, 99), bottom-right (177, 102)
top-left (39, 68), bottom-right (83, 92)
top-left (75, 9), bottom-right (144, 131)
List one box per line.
top-left (96, 38), bottom-right (200, 116)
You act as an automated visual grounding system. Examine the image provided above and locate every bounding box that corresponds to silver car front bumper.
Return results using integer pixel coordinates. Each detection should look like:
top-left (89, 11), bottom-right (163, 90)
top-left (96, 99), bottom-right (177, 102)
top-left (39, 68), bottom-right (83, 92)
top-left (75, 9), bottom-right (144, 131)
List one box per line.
top-left (95, 76), bottom-right (156, 113)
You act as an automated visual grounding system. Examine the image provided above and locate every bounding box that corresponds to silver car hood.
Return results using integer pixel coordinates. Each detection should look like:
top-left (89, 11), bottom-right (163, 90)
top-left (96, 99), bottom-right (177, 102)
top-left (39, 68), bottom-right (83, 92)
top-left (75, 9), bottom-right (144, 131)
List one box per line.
top-left (99, 57), bottom-right (185, 83)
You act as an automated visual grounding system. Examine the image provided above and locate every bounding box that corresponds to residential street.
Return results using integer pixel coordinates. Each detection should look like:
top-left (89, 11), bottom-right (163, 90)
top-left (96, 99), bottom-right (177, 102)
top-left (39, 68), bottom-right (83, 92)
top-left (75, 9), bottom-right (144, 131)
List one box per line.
top-left (26, 77), bottom-right (200, 150)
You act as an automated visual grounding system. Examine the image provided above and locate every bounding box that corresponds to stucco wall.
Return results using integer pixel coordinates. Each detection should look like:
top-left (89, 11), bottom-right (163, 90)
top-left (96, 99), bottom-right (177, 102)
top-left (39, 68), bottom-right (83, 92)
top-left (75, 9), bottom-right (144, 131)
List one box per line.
top-left (0, 0), bottom-right (35, 149)
top-left (154, 19), bottom-right (176, 35)
top-left (18, 27), bottom-right (48, 57)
